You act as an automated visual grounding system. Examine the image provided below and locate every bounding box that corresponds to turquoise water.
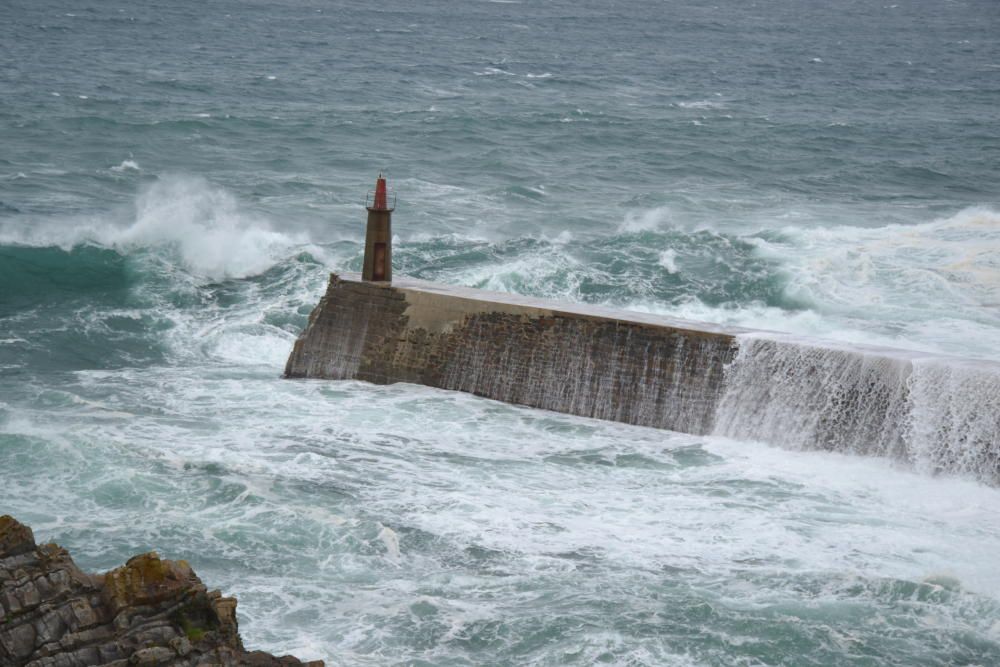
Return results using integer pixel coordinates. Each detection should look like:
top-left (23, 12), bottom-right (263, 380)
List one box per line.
top-left (3, 0), bottom-right (1000, 664)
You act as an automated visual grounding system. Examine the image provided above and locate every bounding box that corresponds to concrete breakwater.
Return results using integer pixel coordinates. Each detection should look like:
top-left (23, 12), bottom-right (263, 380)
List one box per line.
top-left (286, 274), bottom-right (1000, 484)
top-left (286, 273), bottom-right (741, 435)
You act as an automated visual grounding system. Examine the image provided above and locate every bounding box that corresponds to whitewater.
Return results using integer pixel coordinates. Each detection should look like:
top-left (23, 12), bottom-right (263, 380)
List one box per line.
top-left (3, 0), bottom-right (1000, 664)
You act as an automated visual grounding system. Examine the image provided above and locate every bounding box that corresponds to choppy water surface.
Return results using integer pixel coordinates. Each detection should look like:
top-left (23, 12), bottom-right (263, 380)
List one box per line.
top-left (2, 0), bottom-right (1000, 664)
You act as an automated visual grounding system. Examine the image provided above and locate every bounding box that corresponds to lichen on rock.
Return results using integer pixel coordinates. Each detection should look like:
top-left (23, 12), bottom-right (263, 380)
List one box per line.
top-left (0, 515), bottom-right (323, 666)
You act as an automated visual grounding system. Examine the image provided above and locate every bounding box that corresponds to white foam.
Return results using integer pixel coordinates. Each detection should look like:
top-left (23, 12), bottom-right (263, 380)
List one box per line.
top-left (619, 205), bottom-right (672, 232)
top-left (0, 175), bottom-right (315, 283)
top-left (551, 229), bottom-right (573, 245)
top-left (449, 250), bottom-right (583, 298)
top-left (474, 67), bottom-right (515, 77)
top-left (676, 100), bottom-right (725, 109)
top-left (376, 524), bottom-right (401, 565)
top-left (114, 177), bottom-right (305, 279)
top-left (203, 328), bottom-right (296, 367)
top-left (10, 362), bottom-right (1000, 663)
top-left (658, 248), bottom-right (679, 273)
top-left (756, 206), bottom-right (1000, 357)
top-left (622, 206), bottom-right (1000, 362)
top-left (110, 159), bottom-right (140, 172)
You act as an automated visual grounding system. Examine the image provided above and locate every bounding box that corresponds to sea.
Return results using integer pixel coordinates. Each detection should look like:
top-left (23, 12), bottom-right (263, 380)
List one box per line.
top-left (2, 0), bottom-right (1000, 664)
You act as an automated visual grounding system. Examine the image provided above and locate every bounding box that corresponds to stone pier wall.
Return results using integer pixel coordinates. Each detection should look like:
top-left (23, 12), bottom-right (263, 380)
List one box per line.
top-left (285, 273), bottom-right (1000, 484)
top-left (285, 274), bottom-right (742, 435)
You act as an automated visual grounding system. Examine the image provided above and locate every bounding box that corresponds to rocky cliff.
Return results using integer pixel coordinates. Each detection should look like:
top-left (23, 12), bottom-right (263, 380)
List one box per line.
top-left (0, 516), bottom-right (323, 667)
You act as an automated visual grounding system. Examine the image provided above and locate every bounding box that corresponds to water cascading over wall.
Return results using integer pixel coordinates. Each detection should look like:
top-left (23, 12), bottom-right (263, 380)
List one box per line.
top-left (714, 335), bottom-right (1000, 481)
top-left (286, 274), bottom-right (1000, 485)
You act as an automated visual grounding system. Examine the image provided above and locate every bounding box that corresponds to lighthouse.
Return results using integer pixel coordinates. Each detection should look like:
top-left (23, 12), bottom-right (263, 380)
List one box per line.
top-left (362, 173), bottom-right (394, 282)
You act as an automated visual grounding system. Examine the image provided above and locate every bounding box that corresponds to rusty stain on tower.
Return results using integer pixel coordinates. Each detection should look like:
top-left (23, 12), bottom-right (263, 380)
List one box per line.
top-left (362, 173), bottom-right (394, 282)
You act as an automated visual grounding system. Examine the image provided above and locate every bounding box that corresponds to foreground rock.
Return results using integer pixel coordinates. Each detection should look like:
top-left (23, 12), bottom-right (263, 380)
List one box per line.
top-left (0, 516), bottom-right (323, 667)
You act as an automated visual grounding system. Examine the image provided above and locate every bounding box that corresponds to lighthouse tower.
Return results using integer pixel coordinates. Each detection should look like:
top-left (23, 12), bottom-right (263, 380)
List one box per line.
top-left (362, 173), bottom-right (394, 282)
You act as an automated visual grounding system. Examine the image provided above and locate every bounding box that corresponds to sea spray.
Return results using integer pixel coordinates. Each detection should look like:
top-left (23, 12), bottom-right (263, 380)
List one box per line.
top-left (0, 176), bottom-right (325, 281)
top-left (117, 176), bottom-right (305, 280)
top-left (714, 334), bottom-right (1000, 482)
top-left (906, 359), bottom-right (1000, 479)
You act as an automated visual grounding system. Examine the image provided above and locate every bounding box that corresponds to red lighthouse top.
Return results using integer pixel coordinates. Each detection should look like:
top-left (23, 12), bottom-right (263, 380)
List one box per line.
top-left (373, 175), bottom-right (387, 210)
top-left (369, 173), bottom-right (391, 211)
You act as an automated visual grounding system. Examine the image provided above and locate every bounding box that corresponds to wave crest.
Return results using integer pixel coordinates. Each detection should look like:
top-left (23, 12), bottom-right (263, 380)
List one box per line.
top-left (118, 176), bottom-right (306, 280)
top-left (0, 175), bottom-right (312, 281)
